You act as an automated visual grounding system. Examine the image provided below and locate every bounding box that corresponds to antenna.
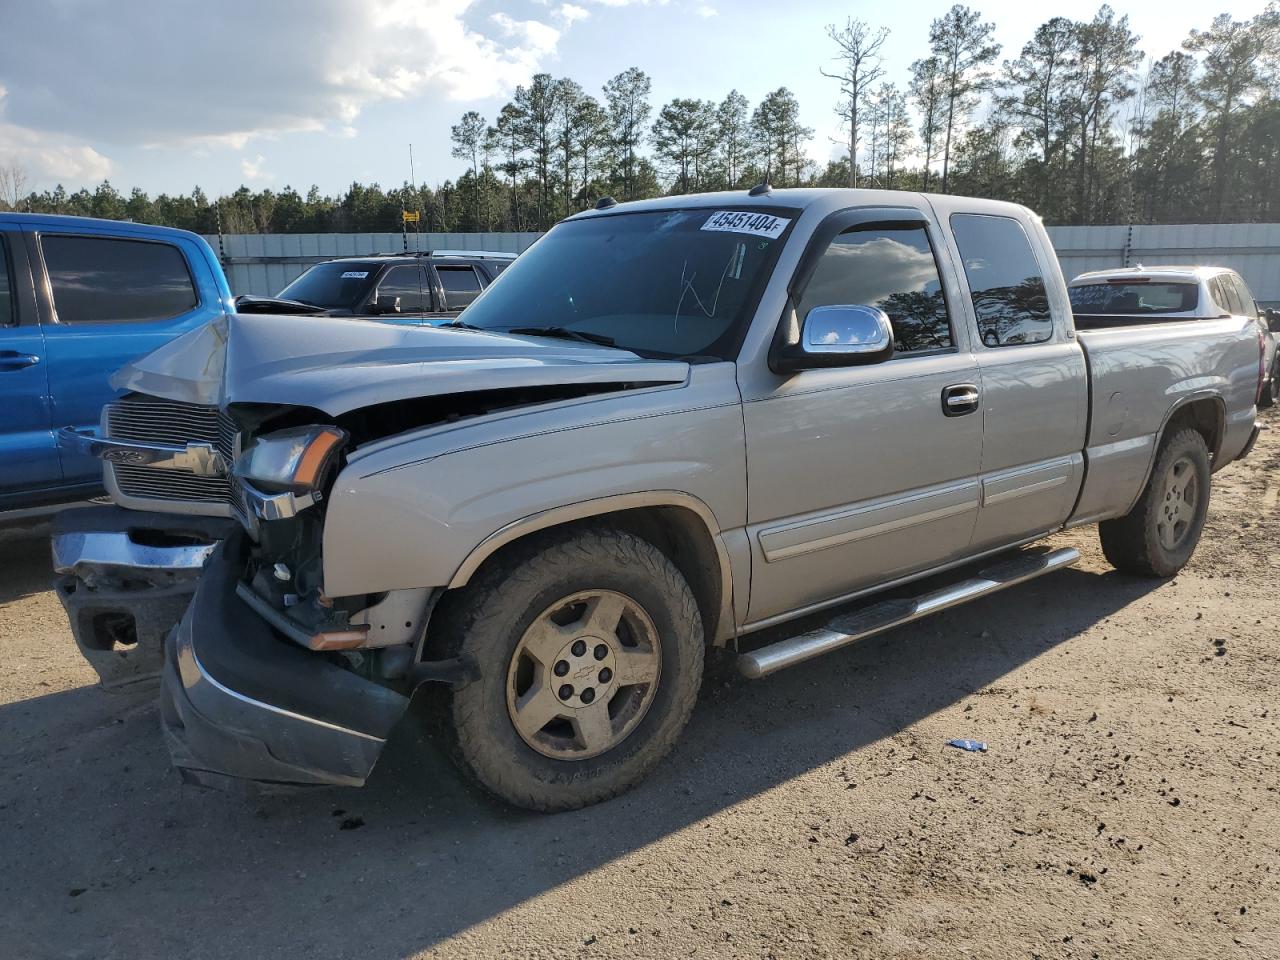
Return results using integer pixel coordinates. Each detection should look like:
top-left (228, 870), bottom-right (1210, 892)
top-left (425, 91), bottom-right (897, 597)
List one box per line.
top-left (409, 143), bottom-right (421, 255)
top-left (407, 143), bottom-right (426, 317)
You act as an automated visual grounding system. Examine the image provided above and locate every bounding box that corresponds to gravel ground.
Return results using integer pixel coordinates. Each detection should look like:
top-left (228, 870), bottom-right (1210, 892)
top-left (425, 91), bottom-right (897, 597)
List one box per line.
top-left (1, 409), bottom-right (1277, 960)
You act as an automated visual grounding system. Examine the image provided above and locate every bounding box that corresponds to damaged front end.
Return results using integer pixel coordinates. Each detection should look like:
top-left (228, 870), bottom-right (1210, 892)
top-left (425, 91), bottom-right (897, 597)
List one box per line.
top-left (57, 398), bottom-right (485, 790)
top-left (52, 313), bottom-right (688, 790)
top-left (52, 506), bottom-right (235, 690)
top-left (159, 531), bottom-right (413, 790)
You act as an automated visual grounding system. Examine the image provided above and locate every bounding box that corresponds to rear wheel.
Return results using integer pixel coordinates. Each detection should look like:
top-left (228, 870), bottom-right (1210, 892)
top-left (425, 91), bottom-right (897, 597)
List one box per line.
top-left (1099, 427), bottom-right (1211, 577)
top-left (429, 526), bottom-right (704, 811)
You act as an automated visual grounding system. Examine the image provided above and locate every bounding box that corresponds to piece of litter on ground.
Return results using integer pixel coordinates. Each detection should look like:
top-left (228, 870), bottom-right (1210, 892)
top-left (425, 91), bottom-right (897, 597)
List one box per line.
top-left (947, 738), bottom-right (988, 753)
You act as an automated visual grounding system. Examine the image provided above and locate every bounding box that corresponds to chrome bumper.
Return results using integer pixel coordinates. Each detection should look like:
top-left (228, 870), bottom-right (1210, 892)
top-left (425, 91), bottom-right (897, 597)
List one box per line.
top-left (52, 529), bottom-right (217, 578)
top-left (51, 506), bottom-right (234, 689)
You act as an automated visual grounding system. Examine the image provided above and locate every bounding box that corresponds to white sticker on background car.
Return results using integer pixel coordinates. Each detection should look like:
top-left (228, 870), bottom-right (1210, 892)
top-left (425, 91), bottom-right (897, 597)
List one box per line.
top-left (700, 211), bottom-right (791, 239)
top-left (340, 271), bottom-right (370, 279)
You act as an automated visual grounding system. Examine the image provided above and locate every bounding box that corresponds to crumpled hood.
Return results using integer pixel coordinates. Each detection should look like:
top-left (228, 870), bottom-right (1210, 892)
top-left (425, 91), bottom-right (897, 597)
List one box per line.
top-left (110, 313), bottom-right (689, 415)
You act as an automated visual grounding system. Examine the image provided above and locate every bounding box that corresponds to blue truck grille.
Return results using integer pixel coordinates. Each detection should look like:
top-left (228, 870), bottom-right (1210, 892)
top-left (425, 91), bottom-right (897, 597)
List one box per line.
top-left (105, 396), bottom-right (245, 516)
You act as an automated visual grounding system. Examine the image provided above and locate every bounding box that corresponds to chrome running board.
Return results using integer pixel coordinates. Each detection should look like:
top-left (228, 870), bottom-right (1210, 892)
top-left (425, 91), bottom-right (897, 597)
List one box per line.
top-left (738, 546), bottom-right (1080, 679)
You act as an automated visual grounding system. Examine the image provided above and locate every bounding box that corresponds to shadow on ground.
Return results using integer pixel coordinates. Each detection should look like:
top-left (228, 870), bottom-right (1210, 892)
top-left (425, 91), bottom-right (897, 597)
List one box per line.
top-left (0, 549), bottom-right (1166, 959)
top-left (0, 526), bottom-right (54, 606)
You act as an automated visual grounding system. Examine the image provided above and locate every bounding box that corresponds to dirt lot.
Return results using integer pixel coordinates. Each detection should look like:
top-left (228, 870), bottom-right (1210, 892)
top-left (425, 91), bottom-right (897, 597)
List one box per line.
top-left (2, 410), bottom-right (1277, 960)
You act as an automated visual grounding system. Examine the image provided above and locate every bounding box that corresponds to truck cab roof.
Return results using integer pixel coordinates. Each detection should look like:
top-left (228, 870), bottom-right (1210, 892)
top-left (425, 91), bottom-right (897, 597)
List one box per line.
top-left (567, 186), bottom-right (1038, 224)
top-left (0, 210), bottom-right (207, 244)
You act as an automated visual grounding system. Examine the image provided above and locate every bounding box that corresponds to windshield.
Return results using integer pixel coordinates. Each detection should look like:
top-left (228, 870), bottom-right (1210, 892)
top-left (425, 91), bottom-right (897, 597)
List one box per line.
top-left (277, 262), bottom-right (379, 309)
top-left (458, 208), bottom-right (798, 359)
top-left (1069, 281), bottom-right (1199, 315)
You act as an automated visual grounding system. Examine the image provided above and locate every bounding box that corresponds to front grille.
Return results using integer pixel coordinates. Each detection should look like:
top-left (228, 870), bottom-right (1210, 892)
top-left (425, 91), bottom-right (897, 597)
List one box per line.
top-left (106, 396), bottom-right (244, 516)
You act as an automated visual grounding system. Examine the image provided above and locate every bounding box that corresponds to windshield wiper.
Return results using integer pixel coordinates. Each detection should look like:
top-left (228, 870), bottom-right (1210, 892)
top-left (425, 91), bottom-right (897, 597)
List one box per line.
top-left (504, 326), bottom-right (616, 347)
top-left (441, 319), bottom-right (481, 329)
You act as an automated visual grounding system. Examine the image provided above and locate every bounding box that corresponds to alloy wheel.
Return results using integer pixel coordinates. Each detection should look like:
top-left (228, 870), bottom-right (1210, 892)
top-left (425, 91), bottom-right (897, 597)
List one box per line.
top-left (505, 590), bottom-right (662, 760)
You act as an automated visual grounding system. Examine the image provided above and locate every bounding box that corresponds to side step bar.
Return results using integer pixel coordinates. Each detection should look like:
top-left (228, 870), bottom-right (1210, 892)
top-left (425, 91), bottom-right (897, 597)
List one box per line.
top-left (738, 546), bottom-right (1080, 679)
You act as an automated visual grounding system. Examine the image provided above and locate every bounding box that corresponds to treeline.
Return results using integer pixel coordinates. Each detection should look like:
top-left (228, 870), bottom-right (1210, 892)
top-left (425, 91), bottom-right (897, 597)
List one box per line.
top-left (4, 3), bottom-right (1278, 231)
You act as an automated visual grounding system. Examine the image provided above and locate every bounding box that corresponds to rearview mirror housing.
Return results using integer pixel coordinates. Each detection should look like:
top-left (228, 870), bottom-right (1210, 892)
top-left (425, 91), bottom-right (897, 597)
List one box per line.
top-left (770, 304), bottom-right (895, 373)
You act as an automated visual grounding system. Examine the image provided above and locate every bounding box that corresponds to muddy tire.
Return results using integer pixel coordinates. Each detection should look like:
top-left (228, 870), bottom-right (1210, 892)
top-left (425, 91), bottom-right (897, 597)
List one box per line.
top-left (1099, 428), bottom-right (1211, 578)
top-left (429, 526), bottom-right (704, 812)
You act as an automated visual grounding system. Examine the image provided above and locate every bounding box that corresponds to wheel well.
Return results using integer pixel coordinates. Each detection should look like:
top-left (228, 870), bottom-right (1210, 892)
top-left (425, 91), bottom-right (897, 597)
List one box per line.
top-left (457, 505), bottom-right (728, 647)
top-left (1164, 398), bottom-right (1224, 466)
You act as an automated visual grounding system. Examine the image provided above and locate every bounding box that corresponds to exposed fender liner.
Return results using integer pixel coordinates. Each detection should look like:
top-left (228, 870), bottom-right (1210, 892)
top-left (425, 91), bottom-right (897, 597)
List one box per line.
top-left (446, 490), bottom-right (739, 645)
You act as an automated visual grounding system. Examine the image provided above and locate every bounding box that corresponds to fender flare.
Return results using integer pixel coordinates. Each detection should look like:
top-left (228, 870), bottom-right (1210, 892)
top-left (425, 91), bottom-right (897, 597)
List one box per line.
top-left (446, 490), bottom-right (738, 645)
top-left (1128, 392), bottom-right (1226, 513)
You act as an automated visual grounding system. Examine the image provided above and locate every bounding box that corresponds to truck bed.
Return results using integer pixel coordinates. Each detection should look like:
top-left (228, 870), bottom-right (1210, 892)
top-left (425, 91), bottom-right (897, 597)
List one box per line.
top-left (1069, 315), bottom-right (1261, 525)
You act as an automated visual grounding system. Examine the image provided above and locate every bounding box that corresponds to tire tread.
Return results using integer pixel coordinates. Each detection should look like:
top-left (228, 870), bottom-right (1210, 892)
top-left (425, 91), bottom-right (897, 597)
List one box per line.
top-left (429, 525), bottom-right (703, 812)
top-left (1099, 427), bottom-right (1210, 578)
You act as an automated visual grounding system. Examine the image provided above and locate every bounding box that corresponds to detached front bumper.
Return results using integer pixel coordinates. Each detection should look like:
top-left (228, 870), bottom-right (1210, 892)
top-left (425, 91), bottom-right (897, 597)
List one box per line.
top-left (159, 536), bottom-right (410, 790)
top-left (52, 506), bottom-right (234, 689)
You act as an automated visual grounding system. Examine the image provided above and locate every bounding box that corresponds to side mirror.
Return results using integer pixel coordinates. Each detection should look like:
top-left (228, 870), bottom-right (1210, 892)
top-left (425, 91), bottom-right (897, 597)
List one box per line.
top-left (369, 294), bottom-right (401, 315)
top-left (771, 304), bottom-right (895, 373)
top-left (1266, 309), bottom-right (1280, 334)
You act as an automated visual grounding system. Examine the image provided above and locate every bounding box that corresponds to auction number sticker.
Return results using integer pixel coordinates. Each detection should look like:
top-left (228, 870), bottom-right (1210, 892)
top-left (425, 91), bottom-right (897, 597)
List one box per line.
top-left (340, 271), bottom-right (369, 279)
top-left (700, 210), bottom-right (790, 239)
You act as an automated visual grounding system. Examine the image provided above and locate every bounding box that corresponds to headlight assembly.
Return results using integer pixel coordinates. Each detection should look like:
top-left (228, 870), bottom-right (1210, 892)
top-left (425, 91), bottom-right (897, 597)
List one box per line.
top-left (235, 425), bottom-right (347, 493)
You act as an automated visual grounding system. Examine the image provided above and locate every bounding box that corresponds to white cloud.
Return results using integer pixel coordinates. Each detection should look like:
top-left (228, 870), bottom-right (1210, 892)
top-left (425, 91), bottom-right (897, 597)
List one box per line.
top-left (488, 12), bottom-right (563, 68)
top-left (240, 154), bottom-right (272, 181)
top-left (0, 0), bottom-right (569, 153)
top-left (557, 3), bottom-right (591, 25)
top-left (695, 4), bottom-right (717, 17)
top-left (0, 86), bottom-right (112, 184)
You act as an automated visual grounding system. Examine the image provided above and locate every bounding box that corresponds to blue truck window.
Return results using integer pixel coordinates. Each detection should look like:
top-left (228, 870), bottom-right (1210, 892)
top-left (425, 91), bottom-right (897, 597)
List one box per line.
top-left (42, 235), bottom-right (198, 324)
top-left (950, 214), bottom-right (1053, 348)
top-left (0, 235), bottom-right (12, 325)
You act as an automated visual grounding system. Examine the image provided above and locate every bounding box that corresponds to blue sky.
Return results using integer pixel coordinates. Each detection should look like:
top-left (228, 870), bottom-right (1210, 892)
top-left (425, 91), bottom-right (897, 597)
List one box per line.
top-left (0, 0), bottom-right (1268, 197)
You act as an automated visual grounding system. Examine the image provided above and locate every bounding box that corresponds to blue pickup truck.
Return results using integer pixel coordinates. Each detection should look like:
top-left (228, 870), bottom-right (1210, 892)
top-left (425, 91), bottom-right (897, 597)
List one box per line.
top-left (0, 213), bottom-right (234, 511)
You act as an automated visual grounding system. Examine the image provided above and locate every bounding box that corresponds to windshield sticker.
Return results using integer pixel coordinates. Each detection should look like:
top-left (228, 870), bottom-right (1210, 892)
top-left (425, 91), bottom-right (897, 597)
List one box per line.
top-left (340, 271), bottom-right (369, 279)
top-left (701, 211), bottom-right (790, 239)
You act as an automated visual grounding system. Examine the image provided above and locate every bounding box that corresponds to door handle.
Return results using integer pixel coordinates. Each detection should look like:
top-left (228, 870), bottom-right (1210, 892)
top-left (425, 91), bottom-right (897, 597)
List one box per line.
top-left (942, 383), bottom-right (980, 417)
top-left (0, 350), bottom-right (41, 370)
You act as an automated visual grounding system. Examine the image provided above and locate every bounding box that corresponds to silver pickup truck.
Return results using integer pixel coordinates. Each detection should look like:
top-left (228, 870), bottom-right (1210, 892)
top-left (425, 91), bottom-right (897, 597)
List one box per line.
top-left (53, 189), bottom-right (1263, 811)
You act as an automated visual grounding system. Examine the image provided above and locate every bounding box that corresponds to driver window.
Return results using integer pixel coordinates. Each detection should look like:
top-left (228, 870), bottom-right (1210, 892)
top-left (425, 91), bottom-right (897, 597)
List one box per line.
top-left (795, 224), bottom-right (954, 355)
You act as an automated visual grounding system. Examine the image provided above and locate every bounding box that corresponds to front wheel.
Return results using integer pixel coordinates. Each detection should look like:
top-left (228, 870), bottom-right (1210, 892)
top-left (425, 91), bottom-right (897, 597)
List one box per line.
top-left (1099, 427), bottom-right (1211, 577)
top-left (429, 526), bottom-right (704, 811)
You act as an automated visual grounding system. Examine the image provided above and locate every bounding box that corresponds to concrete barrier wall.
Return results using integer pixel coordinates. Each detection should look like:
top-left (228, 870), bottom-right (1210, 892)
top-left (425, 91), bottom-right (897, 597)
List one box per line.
top-left (207, 224), bottom-right (1280, 305)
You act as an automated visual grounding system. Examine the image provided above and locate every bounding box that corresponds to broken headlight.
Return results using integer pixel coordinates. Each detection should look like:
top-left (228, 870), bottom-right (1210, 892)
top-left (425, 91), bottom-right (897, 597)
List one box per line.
top-left (235, 425), bottom-right (347, 495)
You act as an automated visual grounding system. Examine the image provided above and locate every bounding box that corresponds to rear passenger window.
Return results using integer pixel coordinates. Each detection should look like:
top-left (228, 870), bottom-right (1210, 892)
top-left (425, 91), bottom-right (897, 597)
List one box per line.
top-left (950, 214), bottom-right (1053, 347)
top-left (1229, 276), bottom-right (1257, 318)
top-left (1215, 276), bottom-right (1243, 316)
top-left (795, 223), bottom-right (953, 354)
top-left (0, 235), bottom-right (13, 325)
top-left (437, 265), bottom-right (483, 310)
top-left (42, 235), bottom-right (198, 324)
top-left (375, 265), bottom-right (429, 313)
